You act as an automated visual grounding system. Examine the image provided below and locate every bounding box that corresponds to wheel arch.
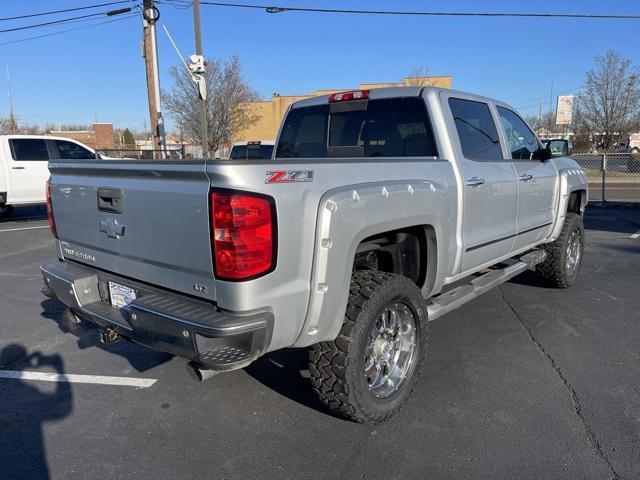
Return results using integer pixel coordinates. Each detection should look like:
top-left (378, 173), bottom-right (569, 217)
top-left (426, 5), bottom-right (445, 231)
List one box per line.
top-left (293, 180), bottom-right (451, 348)
top-left (547, 167), bottom-right (588, 243)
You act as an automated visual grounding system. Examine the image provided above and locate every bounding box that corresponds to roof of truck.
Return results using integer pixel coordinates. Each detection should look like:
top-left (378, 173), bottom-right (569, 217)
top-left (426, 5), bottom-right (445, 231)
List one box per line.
top-left (289, 86), bottom-right (506, 111)
top-left (0, 134), bottom-right (95, 146)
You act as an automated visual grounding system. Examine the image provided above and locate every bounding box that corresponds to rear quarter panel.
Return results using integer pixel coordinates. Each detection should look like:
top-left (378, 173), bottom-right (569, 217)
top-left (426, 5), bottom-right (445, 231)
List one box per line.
top-left (208, 159), bottom-right (457, 351)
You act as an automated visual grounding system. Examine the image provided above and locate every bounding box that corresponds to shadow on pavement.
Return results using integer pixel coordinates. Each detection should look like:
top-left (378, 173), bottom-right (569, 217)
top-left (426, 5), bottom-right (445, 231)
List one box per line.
top-left (40, 299), bottom-right (172, 373)
top-left (0, 205), bottom-right (48, 224)
top-left (0, 344), bottom-right (72, 480)
top-left (583, 205), bottom-right (640, 234)
top-left (245, 347), bottom-right (333, 418)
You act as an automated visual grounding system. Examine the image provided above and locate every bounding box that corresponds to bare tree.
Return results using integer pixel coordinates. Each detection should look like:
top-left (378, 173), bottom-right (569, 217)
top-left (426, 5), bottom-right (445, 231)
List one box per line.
top-left (0, 117), bottom-right (15, 135)
top-left (404, 66), bottom-right (433, 87)
top-left (162, 55), bottom-right (261, 154)
top-left (577, 50), bottom-right (640, 149)
top-left (524, 111), bottom-right (559, 136)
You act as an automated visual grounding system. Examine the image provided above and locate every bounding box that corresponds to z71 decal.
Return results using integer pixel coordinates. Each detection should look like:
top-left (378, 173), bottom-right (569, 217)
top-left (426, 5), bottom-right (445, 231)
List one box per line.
top-left (265, 170), bottom-right (314, 184)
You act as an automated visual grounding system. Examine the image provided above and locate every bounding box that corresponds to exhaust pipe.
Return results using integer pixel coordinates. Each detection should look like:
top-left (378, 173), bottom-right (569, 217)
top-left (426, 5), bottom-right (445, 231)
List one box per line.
top-left (63, 308), bottom-right (83, 325)
top-left (186, 362), bottom-right (219, 382)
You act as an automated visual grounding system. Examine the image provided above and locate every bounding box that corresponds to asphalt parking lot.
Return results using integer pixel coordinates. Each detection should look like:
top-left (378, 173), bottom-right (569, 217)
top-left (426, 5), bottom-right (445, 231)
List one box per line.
top-left (1, 205), bottom-right (639, 480)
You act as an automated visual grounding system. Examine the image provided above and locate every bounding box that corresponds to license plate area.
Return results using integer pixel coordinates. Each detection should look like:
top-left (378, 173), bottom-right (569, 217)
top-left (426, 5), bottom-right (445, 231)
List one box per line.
top-left (108, 281), bottom-right (137, 310)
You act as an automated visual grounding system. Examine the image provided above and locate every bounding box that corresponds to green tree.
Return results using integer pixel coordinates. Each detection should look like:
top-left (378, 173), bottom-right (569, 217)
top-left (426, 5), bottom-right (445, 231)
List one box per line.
top-left (122, 128), bottom-right (136, 149)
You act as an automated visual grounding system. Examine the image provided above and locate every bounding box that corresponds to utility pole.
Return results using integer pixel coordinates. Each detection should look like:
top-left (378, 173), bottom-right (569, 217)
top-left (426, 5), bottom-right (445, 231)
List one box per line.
top-left (142, 0), bottom-right (166, 159)
top-left (6, 65), bottom-right (16, 134)
top-left (192, 0), bottom-right (209, 157)
top-left (549, 80), bottom-right (554, 120)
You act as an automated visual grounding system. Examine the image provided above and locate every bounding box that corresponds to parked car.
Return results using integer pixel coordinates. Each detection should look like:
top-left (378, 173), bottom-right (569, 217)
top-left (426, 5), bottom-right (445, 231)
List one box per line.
top-left (228, 140), bottom-right (275, 160)
top-left (41, 87), bottom-right (588, 423)
top-left (616, 134), bottom-right (640, 153)
top-left (0, 135), bottom-right (103, 216)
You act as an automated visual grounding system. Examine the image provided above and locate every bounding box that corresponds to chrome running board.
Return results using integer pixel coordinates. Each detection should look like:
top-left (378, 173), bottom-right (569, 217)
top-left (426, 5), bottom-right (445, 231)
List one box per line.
top-left (427, 250), bottom-right (547, 322)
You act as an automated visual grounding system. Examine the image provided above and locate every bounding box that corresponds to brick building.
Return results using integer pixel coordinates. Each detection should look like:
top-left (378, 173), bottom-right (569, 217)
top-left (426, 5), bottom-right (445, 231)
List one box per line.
top-left (50, 123), bottom-right (115, 150)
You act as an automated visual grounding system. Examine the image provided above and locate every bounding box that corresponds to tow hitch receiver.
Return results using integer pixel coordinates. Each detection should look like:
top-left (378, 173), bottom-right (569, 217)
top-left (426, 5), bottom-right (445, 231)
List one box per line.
top-left (99, 327), bottom-right (122, 345)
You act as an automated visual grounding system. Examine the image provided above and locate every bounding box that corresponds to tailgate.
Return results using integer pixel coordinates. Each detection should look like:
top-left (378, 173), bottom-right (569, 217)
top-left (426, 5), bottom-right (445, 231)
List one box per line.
top-left (49, 160), bottom-right (216, 301)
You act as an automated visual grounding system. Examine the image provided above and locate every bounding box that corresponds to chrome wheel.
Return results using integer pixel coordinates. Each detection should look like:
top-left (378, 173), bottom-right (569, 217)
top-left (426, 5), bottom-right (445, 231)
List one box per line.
top-left (364, 302), bottom-right (417, 399)
top-left (565, 228), bottom-right (582, 276)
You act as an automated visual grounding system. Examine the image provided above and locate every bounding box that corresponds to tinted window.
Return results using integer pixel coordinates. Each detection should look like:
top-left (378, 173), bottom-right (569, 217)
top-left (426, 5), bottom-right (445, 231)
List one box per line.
top-left (10, 139), bottom-right (49, 161)
top-left (496, 107), bottom-right (539, 159)
top-left (448, 98), bottom-right (502, 161)
top-left (55, 140), bottom-right (94, 160)
top-left (329, 98), bottom-right (438, 157)
top-left (276, 98), bottom-right (438, 158)
top-left (276, 105), bottom-right (329, 158)
top-left (229, 144), bottom-right (274, 160)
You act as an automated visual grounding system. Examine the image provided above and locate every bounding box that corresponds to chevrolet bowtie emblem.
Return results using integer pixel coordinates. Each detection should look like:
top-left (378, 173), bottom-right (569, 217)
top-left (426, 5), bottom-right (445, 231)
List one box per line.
top-left (99, 218), bottom-right (126, 239)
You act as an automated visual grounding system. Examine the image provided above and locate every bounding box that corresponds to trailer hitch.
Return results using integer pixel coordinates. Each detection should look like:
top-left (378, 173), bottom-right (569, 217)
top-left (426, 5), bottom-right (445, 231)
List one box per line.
top-left (99, 327), bottom-right (122, 345)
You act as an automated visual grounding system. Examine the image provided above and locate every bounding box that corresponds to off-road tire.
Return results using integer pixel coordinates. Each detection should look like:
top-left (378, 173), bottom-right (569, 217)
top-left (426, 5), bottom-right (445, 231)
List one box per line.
top-left (308, 272), bottom-right (429, 424)
top-left (537, 212), bottom-right (584, 288)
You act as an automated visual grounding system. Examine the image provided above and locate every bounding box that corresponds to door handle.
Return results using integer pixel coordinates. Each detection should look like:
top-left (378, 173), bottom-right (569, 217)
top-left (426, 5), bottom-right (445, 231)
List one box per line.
top-left (465, 177), bottom-right (485, 187)
top-left (11, 166), bottom-right (25, 170)
top-left (519, 173), bottom-right (533, 182)
top-left (97, 188), bottom-right (123, 213)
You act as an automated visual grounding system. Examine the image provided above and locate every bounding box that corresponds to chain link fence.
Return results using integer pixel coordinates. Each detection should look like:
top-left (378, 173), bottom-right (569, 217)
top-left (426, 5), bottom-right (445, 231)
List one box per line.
top-left (571, 150), bottom-right (640, 204)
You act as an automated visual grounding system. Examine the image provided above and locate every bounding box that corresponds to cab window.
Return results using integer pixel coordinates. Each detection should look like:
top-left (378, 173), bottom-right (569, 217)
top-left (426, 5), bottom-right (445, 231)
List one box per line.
top-left (55, 140), bottom-right (94, 160)
top-left (496, 107), bottom-right (539, 160)
top-left (9, 139), bottom-right (50, 161)
top-left (276, 98), bottom-right (438, 158)
top-left (448, 98), bottom-right (502, 161)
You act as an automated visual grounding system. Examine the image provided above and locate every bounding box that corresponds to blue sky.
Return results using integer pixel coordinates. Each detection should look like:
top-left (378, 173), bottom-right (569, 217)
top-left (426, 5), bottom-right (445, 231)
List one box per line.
top-left (1, 0), bottom-right (639, 131)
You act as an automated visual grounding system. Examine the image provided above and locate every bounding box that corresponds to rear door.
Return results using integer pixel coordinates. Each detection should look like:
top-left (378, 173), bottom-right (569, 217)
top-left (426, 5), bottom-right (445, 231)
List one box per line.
top-left (6, 138), bottom-right (52, 204)
top-left (443, 94), bottom-right (519, 272)
top-left (495, 106), bottom-right (557, 249)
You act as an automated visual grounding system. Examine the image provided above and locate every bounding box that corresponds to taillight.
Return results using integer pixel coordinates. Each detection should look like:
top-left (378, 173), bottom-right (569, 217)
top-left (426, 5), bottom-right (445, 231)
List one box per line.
top-left (46, 179), bottom-right (58, 238)
top-left (210, 191), bottom-right (275, 280)
top-left (328, 89), bottom-right (370, 103)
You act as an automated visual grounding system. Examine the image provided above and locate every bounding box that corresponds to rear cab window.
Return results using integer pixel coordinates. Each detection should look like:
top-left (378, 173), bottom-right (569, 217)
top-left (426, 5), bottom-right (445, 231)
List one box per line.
top-left (9, 139), bottom-right (50, 161)
top-left (448, 98), bottom-right (502, 161)
top-left (229, 144), bottom-right (274, 160)
top-left (276, 97), bottom-right (438, 159)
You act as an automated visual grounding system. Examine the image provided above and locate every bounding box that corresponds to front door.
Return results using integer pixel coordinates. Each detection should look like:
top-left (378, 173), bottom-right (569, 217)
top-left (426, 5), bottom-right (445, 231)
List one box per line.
top-left (444, 95), bottom-right (519, 272)
top-left (6, 138), bottom-right (51, 204)
top-left (495, 106), bottom-right (558, 249)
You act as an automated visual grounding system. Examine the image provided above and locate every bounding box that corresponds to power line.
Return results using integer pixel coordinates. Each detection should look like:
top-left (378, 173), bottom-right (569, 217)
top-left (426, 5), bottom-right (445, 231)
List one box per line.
top-left (0, 12), bottom-right (104, 34)
top-left (512, 86), bottom-right (584, 108)
top-left (161, 0), bottom-right (193, 10)
top-left (0, 7), bottom-right (136, 34)
top-left (0, 14), bottom-right (138, 47)
top-left (0, 1), bottom-right (132, 22)
top-left (196, 2), bottom-right (640, 20)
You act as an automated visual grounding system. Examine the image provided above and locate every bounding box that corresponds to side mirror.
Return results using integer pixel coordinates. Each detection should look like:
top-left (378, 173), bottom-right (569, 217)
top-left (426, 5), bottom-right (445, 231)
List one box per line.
top-left (532, 146), bottom-right (552, 161)
top-left (547, 139), bottom-right (572, 157)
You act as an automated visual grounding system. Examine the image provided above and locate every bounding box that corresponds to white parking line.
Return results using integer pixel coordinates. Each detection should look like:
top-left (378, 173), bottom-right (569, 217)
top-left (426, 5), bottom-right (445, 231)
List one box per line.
top-left (0, 370), bottom-right (157, 388)
top-left (631, 230), bottom-right (640, 239)
top-left (0, 225), bottom-right (50, 233)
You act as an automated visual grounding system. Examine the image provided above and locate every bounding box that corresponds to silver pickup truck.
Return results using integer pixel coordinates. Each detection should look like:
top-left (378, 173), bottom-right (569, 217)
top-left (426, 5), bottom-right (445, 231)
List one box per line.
top-left (41, 86), bottom-right (588, 424)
